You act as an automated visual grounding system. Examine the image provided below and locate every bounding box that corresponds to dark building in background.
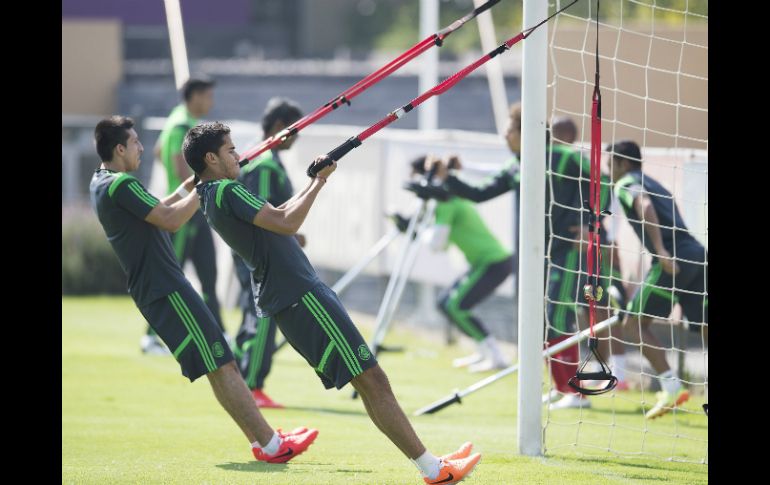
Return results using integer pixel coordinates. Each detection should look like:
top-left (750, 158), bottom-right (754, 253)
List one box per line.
top-left (63, 0), bottom-right (331, 59)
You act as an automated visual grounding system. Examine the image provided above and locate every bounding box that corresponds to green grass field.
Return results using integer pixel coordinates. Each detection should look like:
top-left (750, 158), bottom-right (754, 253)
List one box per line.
top-left (62, 296), bottom-right (708, 484)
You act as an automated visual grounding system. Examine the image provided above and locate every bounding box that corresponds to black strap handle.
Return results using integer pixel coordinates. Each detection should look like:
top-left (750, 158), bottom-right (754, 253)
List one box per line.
top-left (306, 136), bottom-right (362, 177)
top-left (568, 374), bottom-right (618, 396)
top-left (567, 337), bottom-right (618, 396)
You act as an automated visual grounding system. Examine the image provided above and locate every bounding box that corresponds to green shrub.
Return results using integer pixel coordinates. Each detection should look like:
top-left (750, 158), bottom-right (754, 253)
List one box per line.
top-left (62, 205), bottom-right (127, 295)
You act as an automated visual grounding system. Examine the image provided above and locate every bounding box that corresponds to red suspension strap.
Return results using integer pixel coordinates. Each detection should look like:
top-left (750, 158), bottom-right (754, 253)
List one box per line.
top-left (239, 0), bottom-right (502, 167)
top-left (569, 0), bottom-right (617, 396)
top-left (308, 0), bottom-right (581, 175)
top-left (585, 0), bottom-right (603, 336)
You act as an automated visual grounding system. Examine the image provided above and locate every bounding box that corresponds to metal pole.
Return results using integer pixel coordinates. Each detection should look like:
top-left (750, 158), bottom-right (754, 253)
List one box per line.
top-left (518, 0), bottom-right (548, 457)
top-left (419, 0), bottom-right (440, 130)
top-left (415, 315), bottom-right (620, 415)
top-left (472, 0), bottom-right (509, 135)
top-left (163, 0), bottom-right (190, 90)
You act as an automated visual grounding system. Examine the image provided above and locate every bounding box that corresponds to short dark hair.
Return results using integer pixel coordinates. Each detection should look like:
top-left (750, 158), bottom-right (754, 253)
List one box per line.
top-left (261, 97), bottom-right (303, 135)
top-left (183, 122), bottom-right (231, 174)
top-left (410, 155), bottom-right (427, 175)
top-left (607, 139), bottom-right (642, 169)
top-left (552, 116), bottom-right (577, 143)
top-left (181, 76), bottom-right (215, 102)
top-left (94, 116), bottom-right (135, 162)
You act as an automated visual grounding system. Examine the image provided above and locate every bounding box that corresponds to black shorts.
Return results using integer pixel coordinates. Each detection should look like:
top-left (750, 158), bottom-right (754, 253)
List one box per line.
top-left (627, 250), bottom-right (708, 331)
top-left (273, 283), bottom-right (378, 390)
top-left (437, 255), bottom-right (514, 341)
top-left (139, 283), bottom-right (234, 382)
top-left (546, 246), bottom-right (614, 338)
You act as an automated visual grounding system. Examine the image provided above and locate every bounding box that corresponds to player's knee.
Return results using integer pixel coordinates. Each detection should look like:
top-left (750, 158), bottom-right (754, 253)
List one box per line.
top-left (352, 365), bottom-right (390, 397)
top-left (206, 360), bottom-right (237, 380)
top-left (444, 297), bottom-right (463, 317)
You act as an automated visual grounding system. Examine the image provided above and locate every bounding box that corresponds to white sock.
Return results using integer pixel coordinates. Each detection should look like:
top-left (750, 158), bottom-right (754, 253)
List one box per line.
top-left (482, 336), bottom-right (506, 362)
top-left (411, 450), bottom-right (441, 479)
top-left (658, 369), bottom-right (680, 395)
top-left (251, 431), bottom-right (281, 455)
top-left (475, 339), bottom-right (489, 359)
top-left (610, 355), bottom-right (626, 381)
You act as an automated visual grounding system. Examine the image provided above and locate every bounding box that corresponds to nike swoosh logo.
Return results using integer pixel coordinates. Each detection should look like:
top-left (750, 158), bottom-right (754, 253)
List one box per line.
top-left (271, 448), bottom-right (294, 460)
top-left (430, 472), bottom-right (454, 484)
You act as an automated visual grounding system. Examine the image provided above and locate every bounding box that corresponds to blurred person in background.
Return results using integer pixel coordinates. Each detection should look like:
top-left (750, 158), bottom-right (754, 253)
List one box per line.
top-left (232, 97), bottom-right (305, 408)
top-left (609, 139), bottom-right (707, 419)
top-left (409, 155), bottom-right (513, 373)
top-left (553, 115), bottom-right (630, 394)
top-left (143, 76), bottom-right (225, 355)
top-left (435, 104), bottom-right (619, 410)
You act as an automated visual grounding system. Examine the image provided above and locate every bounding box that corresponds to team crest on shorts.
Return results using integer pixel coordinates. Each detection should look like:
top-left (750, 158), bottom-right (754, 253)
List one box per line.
top-left (358, 344), bottom-right (371, 361)
top-left (212, 342), bottom-right (225, 358)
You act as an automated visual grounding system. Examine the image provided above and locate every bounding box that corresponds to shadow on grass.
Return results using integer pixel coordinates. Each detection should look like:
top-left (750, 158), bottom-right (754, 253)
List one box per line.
top-left (556, 454), bottom-right (708, 474)
top-left (216, 462), bottom-right (374, 474)
top-left (216, 462), bottom-right (287, 472)
top-left (283, 405), bottom-right (368, 417)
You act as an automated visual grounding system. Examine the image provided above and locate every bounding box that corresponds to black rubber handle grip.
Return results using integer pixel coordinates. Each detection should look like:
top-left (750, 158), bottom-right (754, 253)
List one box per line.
top-left (307, 137), bottom-right (362, 177)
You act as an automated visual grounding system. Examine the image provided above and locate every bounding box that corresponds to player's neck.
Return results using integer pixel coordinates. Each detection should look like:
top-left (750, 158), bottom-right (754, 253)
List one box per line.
top-left (198, 170), bottom-right (229, 184)
top-left (101, 160), bottom-right (128, 173)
